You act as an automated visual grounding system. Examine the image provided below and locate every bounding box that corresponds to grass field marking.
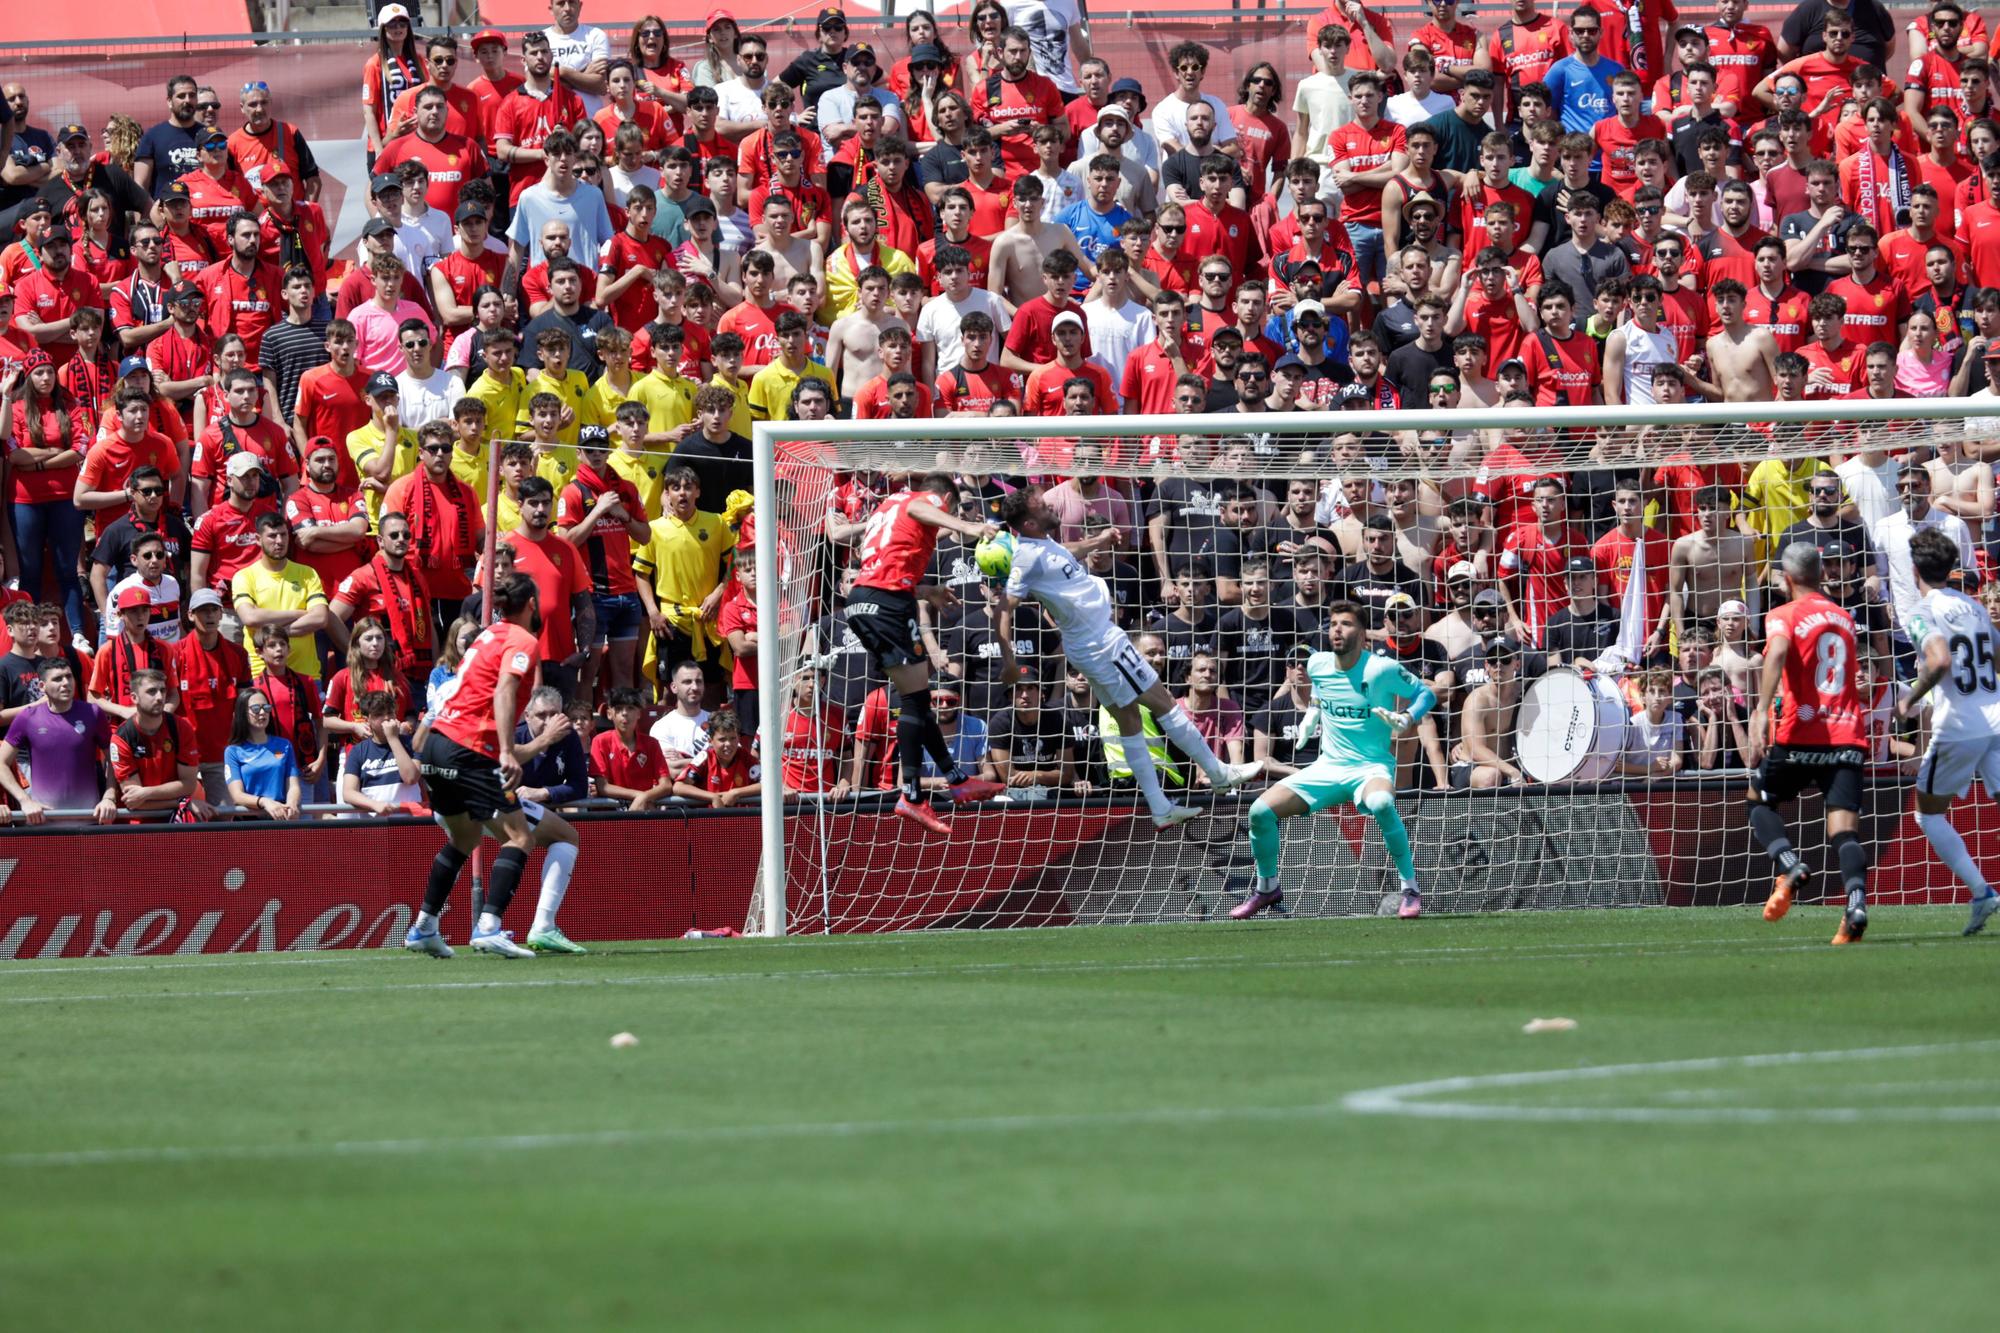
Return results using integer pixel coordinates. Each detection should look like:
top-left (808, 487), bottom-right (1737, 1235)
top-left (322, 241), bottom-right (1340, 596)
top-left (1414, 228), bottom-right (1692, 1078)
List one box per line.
top-left (0, 934), bottom-right (1970, 1005)
top-left (1341, 1040), bottom-right (2000, 1124)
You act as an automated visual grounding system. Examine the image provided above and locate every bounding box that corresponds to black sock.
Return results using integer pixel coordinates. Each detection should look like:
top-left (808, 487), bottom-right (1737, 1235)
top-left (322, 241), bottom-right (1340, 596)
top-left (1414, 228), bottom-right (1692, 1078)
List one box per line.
top-left (896, 700), bottom-right (928, 801)
top-left (1747, 804), bottom-right (1798, 870)
top-left (1832, 831), bottom-right (1868, 910)
top-left (484, 846), bottom-right (530, 918)
top-left (422, 845), bottom-right (469, 916)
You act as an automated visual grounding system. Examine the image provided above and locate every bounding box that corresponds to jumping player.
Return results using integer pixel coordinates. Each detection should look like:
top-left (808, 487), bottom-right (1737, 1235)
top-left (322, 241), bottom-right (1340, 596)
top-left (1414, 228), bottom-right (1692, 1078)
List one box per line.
top-left (1896, 528), bottom-right (2000, 936)
top-left (1747, 543), bottom-right (1871, 945)
top-left (406, 573), bottom-right (580, 959)
top-left (846, 472), bottom-right (1008, 833)
top-left (1232, 601), bottom-right (1437, 920)
top-left (991, 489), bottom-right (1263, 829)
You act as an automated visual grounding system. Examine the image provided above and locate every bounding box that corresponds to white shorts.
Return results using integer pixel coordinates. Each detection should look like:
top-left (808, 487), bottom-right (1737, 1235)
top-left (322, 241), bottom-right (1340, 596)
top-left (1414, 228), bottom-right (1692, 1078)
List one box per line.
top-left (1917, 734), bottom-right (2000, 801)
top-left (1066, 629), bottom-right (1160, 710)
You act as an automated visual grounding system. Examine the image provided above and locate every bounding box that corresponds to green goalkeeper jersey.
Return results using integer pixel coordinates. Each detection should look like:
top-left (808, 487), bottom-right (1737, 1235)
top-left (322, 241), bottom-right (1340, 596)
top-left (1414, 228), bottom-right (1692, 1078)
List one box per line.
top-left (1307, 650), bottom-right (1424, 769)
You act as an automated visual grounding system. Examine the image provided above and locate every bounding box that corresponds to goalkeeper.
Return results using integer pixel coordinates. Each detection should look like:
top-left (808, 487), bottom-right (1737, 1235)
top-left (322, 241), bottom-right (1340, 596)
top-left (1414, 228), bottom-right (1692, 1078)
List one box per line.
top-left (990, 489), bottom-right (1262, 829)
top-left (1232, 602), bottom-right (1438, 921)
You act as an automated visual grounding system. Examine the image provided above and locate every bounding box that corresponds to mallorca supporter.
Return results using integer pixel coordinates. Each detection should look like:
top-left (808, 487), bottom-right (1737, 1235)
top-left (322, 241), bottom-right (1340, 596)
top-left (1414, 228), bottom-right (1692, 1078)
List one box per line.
top-left (330, 509), bottom-right (436, 698)
top-left (173, 587), bottom-right (253, 804)
top-left (110, 669), bottom-right (211, 820)
top-left (89, 585), bottom-right (176, 720)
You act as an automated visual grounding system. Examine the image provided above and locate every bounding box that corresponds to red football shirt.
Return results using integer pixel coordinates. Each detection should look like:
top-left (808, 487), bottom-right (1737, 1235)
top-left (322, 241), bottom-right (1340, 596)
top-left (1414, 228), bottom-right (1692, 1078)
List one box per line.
top-left (502, 529), bottom-right (589, 663)
top-left (1324, 119), bottom-right (1405, 228)
top-left (293, 364), bottom-right (373, 488)
top-left (590, 727), bottom-right (670, 793)
top-left (1766, 590), bottom-right (1863, 748)
top-left (854, 489), bottom-right (947, 595)
top-left (1825, 271), bottom-right (1909, 347)
top-left (374, 130), bottom-right (489, 216)
top-left (1499, 519), bottom-right (1578, 648)
top-left (192, 415), bottom-right (298, 508)
top-left (1742, 284), bottom-right (1810, 354)
top-left (433, 620), bottom-right (542, 760)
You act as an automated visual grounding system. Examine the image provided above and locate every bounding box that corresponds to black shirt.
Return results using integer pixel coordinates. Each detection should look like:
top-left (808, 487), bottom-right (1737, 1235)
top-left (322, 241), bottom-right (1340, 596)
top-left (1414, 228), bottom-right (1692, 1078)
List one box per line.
top-left (92, 509), bottom-right (193, 591)
top-left (1147, 476), bottom-right (1234, 576)
top-left (1254, 692), bottom-right (1313, 767)
top-left (780, 48), bottom-right (851, 109)
top-left (0, 650), bottom-right (45, 711)
top-left (1780, 0), bottom-right (1896, 68)
top-left (916, 141), bottom-right (969, 191)
top-left (988, 705), bottom-right (1075, 777)
top-left (1161, 149), bottom-right (1243, 201)
top-left (1143, 604), bottom-right (1220, 686)
top-left (941, 600), bottom-right (1052, 718)
top-left (30, 160), bottom-right (153, 250)
top-left (521, 306), bottom-right (615, 379)
top-left (1386, 338), bottom-right (1453, 406)
top-left (134, 120), bottom-right (206, 198)
top-left (1531, 180), bottom-right (1616, 252)
top-left (1372, 301), bottom-right (1420, 354)
top-left (672, 432), bottom-right (753, 505)
top-left (812, 607), bottom-right (884, 716)
top-left (1670, 110), bottom-right (1740, 177)
top-left (1543, 601), bottom-right (1620, 664)
top-left (1338, 558), bottom-right (1423, 627)
top-left (1217, 605), bottom-right (1299, 713)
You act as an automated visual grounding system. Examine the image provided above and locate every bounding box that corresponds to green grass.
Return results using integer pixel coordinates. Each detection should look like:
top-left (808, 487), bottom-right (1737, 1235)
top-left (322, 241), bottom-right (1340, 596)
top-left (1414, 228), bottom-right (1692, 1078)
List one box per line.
top-left (4, 907), bottom-right (1996, 1331)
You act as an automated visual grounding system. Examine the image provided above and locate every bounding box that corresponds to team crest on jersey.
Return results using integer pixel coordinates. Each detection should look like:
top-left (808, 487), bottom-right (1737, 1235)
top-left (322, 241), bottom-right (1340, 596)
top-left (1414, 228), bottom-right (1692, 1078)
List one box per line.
top-left (697, 528), bottom-right (709, 540)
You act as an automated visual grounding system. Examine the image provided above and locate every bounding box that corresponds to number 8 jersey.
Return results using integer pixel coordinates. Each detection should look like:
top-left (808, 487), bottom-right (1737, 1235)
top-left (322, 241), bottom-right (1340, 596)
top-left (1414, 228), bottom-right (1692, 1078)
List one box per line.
top-left (1766, 590), bottom-right (1863, 748)
top-left (1905, 587), bottom-right (2000, 741)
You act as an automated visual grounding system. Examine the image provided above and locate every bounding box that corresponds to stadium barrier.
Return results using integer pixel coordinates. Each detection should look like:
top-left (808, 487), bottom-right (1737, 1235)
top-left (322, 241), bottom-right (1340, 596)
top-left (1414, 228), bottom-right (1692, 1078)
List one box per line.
top-left (0, 780), bottom-right (1976, 957)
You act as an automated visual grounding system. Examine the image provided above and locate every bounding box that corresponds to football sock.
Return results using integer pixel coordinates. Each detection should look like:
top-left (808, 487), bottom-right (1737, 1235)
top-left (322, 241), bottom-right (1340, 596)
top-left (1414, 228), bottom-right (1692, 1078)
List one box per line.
top-left (483, 846), bottom-right (530, 920)
top-left (1248, 798), bottom-right (1281, 881)
top-left (1156, 704), bottom-right (1226, 782)
top-left (1362, 788), bottom-right (1417, 884)
top-left (895, 689), bottom-right (932, 801)
top-left (415, 910), bottom-right (439, 933)
top-left (532, 842), bottom-right (579, 934)
top-left (1118, 732), bottom-right (1173, 820)
top-left (1831, 831), bottom-right (1868, 910)
top-left (1916, 812), bottom-right (1991, 900)
top-left (1747, 804), bottom-right (1797, 871)
top-left (421, 845), bottom-right (469, 917)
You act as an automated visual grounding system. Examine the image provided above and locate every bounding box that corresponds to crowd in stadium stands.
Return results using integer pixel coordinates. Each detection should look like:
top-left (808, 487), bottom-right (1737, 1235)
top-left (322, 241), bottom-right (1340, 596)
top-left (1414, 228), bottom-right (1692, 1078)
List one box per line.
top-left (0, 0), bottom-right (1996, 821)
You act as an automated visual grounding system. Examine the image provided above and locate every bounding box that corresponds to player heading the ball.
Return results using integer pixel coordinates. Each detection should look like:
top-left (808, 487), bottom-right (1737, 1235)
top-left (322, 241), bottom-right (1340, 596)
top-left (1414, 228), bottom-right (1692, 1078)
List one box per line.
top-left (1233, 601), bottom-right (1437, 920)
top-left (846, 473), bottom-right (1009, 835)
top-left (987, 488), bottom-right (1262, 829)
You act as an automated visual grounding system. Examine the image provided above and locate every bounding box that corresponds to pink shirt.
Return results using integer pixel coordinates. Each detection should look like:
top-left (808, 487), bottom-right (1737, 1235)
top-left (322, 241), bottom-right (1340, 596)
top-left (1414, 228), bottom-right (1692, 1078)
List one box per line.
top-left (1895, 345), bottom-right (1953, 398)
top-left (1187, 695), bottom-right (1245, 756)
top-left (348, 299), bottom-right (438, 376)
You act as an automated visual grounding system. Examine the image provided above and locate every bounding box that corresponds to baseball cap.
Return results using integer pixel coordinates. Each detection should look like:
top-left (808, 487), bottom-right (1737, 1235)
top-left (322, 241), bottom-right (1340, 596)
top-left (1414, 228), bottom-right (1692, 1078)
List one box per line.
top-left (117, 354), bottom-right (149, 378)
top-left (1489, 634), bottom-right (1525, 658)
top-left (370, 172), bottom-right (403, 196)
top-left (198, 130), bottom-right (228, 151)
top-left (21, 197), bottom-right (52, 218)
top-left (932, 685), bottom-right (962, 703)
top-left (1051, 310), bottom-right (1084, 333)
top-left (909, 42), bottom-right (946, 66)
top-left (1095, 103), bottom-right (1131, 124)
top-left (1446, 561), bottom-right (1477, 583)
top-left (260, 160), bottom-right (295, 185)
top-left (115, 586), bottom-right (153, 612)
top-left (1496, 357), bottom-right (1529, 376)
top-left (360, 217), bottom-right (396, 240)
top-left (1292, 299), bottom-right (1328, 321)
top-left (705, 8), bottom-right (737, 29)
top-left (56, 123), bottom-right (87, 144)
top-left (161, 180), bottom-right (190, 203)
top-left (1823, 538), bottom-right (1857, 559)
top-left (454, 201), bottom-right (489, 224)
top-left (375, 3), bottom-right (412, 27)
top-left (682, 193), bottom-right (717, 219)
top-left (579, 425), bottom-right (611, 449)
top-left (1472, 588), bottom-right (1504, 608)
top-left (1718, 599), bottom-right (1750, 617)
top-left (188, 588), bottom-right (224, 613)
top-left (470, 27), bottom-right (508, 49)
top-left (1673, 21), bottom-right (1708, 40)
top-left (1338, 382), bottom-right (1373, 403)
top-left (168, 281), bottom-right (204, 303)
top-left (1565, 555), bottom-right (1597, 575)
top-left (304, 435), bottom-right (337, 457)
top-left (816, 5), bottom-right (847, 29)
top-left (365, 371), bottom-right (399, 397)
top-left (225, 451), bottom-right (265, 478)
top-left (845, 43), bottom-right (876, 65)
top-left (1272, 353), bottom-right (1305, 374)
top-left (1384, 592), bottom-right (1419, 613)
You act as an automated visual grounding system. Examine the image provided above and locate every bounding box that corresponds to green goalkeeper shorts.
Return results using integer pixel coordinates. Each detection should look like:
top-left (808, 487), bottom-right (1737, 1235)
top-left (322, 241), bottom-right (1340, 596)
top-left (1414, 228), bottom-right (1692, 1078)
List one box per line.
top-left (1276, 759), bottom-right (1396, 814)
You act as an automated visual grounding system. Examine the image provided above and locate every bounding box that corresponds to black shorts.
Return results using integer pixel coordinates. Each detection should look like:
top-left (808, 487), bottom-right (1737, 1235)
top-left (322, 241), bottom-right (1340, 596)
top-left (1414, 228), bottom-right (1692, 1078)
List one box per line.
top-left (419, 732), bottom-right (521, 822)
top-left (844, 588), bottom-right (923, 671)
top-left (1753, 744), bottom-right (1866, 812)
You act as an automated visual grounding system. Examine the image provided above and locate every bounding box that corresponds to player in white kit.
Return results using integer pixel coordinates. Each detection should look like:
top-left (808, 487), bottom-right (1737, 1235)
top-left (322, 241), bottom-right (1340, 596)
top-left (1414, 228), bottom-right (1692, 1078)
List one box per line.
top-left (1896, 527), bottom-right (2000, 935)
top-left (990, 488), bottom-right (1262, 828)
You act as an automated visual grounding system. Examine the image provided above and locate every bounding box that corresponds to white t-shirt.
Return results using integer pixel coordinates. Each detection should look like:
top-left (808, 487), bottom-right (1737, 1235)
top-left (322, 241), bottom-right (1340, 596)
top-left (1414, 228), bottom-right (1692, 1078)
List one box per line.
top-left (1085, 297), bottom-right (1154, 404)
top-left (608, 162), bottom-right (663, 204)
top-left (393, 212), bottom-right (449, 280)
top-left (1877, 507), bottom-right (1975, 626)
top-left (715, 77), bottom-right (769, 126)
top-left (650, 707), bottom-right (712, 762)
top-left (1386, 89), bottom-right (1454, 127)
top-left (1905, 587), bottom-right (2000, 741)
top-left (1150, 92), bottom-right (1237, 154)
top-left (1623, 708), bottom-right (1683, 770)
top-left (1835, 454), bottom-right (1901, 533)
top-left (1002, 0), bottom-right (1084, 94)
top-left (1005, 534), bottom-right (1120, 639)
top-left (917, 289), bottom-right (1011, 375)
top-left (545, 22), bottom-right (613, 116)
top-left (1292, 72), bottom-right (1354, 163)
top-left (1033, 168), bottom-right (1087, 221)
top-left (111, 572), bottom-right (182, 642)
top-left (396, 366), bottom-right (461, 430)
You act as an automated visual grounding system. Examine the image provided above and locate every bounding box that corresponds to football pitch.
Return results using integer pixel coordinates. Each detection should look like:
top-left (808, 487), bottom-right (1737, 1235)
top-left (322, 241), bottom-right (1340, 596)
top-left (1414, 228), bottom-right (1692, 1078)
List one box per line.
top-left (4, 907), bottom-right (1995, 1331)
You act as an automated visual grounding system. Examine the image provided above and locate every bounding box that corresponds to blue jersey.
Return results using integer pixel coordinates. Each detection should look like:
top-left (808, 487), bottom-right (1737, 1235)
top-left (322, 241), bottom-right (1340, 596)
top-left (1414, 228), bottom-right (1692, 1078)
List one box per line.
top-left (1542, 54), bottom-right (1626, 134)
top-left (1056, 199), bottom-right (1131, 294)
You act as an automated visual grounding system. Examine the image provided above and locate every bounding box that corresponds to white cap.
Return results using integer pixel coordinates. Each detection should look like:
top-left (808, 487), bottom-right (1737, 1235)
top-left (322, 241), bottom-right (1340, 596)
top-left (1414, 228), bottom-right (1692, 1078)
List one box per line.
top-left (1096, 103), bottom-right (1131, 124)
top-left (1446, 560), bottom-right (1477, 582)
top-left (1718, 599), bottom-right (1749, 617)
top-left (375, 3), bottom-right (412, 26)
top-left (1052, 310), bottom-right (1084, 332)
top-left (225, 451), bottom-right (265, 477)
top-left (1292, 299), bottom-right (1328, 320)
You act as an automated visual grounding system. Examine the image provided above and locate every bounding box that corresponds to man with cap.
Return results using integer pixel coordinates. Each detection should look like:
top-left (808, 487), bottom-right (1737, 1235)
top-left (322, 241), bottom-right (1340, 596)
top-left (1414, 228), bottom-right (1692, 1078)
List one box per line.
top-left (1021, 309), bottom-right (1114, 414)
top-left (174, 128), bottom-right (255, 255)
top-left (141, 282), bottom-right (214, 423)
top-left (781, 8), bottom-right (861, 116)
top-left (191, 367), bottom-right (297, 518)
top-left (88, 583), bottom-right (178, 719)
top-left (465, 28), bottom-right (523, 223)
top-left (151, 179), bottom-right (217, 271)
top-left (1067, 102), bottom-right (1156, 217)
top-left (255, 163), bottom-right (331, 301)
top-left (230, 78), bottom-right (321, 201)
top-left (376, 82), bottom-right (491, 219)
top-left (188, 436), bottom-right (281, 608)
top-left (10, 125), bottom-right (143, 267)
top-left (1428, 563), bottom-right (1492, 660)
top-left (1543, 553), bottom-right (1623, 667)
top-left (133, 74), bottom-right (205, 198)
top-left (171, 584), bottom-right (253, 802)
top-left (8, 224), bottom-right (100, 368)
top-left (819, 43), bottom-right (906, 148)
top-left (348, 370), bottom-right (421, 531)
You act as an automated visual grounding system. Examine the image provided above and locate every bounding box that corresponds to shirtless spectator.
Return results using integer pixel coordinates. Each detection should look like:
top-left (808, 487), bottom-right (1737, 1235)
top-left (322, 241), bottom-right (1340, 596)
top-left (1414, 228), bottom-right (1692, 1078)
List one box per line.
top-left (824, 267), bottom-right (905, 405)
top-left (1669, 484), bottom-right (1762, 643)
top-left (1450, 634), bottom-right (1527, 788)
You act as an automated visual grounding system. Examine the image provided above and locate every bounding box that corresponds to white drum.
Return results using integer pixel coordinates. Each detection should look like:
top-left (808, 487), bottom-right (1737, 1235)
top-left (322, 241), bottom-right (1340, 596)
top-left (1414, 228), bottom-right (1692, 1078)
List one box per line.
top-left (1517, 668), bottom-right (1629, 783)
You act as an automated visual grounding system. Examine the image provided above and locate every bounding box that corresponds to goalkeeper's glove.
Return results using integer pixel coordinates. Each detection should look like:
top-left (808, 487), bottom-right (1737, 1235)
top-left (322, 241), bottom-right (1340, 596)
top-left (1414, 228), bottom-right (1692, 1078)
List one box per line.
top-left (1297, 706), bottom-right (1322, 745)
top-left (1373, 707), bottom-right (1413, 734)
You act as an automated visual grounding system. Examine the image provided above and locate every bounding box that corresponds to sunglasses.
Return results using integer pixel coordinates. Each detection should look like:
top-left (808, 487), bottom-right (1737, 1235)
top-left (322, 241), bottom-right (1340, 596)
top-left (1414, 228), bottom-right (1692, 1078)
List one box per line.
top-left (1201, 272), bottom-right (1231, 282)
top-left (774, 148), bottom-right (801, 159)
top-left (401, 338), bottom-right (431, 350)
top-left (1248, 75), bottom-right (1275, 86)
top-left (134, 486), bottom-right (166, 497)
top-left (1428, 383), bottom-right (1454, 393)
top-left (196, 102), bottom-right (222, 113)
top-left (1158, 223), bottom-right (1186, 233)
top-left (241, 81), bottom-right (269, 94)
top-left (419, 443), bottom-right (450, 455)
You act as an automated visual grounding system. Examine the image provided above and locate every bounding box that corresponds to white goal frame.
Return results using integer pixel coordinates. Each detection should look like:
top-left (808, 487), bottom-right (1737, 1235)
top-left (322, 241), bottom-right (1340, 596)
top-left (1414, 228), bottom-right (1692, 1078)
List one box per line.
top-left (751, 397), bottom-right (2000, 937)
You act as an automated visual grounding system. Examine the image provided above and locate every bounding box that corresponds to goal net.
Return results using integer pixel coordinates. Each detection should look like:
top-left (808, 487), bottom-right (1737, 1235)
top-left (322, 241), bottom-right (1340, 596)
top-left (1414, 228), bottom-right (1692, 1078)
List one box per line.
top-left (747, 398), bottom-right (2000, 935)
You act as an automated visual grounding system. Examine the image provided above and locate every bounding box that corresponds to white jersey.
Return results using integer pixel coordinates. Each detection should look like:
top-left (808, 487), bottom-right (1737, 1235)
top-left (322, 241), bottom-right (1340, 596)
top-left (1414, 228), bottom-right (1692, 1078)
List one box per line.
top-left (1620, 323), bottom-right (1678, 406)
top-left (1005, 535), bottom-right (1119, 640)
top-left (1907, 587), bottom-right (2000, 741)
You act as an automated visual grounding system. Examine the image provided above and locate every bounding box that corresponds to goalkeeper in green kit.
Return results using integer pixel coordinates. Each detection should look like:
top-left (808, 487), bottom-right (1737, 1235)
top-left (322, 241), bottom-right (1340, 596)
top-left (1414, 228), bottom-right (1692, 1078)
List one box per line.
top-left (1232, 601), bottom-right (1439, 921)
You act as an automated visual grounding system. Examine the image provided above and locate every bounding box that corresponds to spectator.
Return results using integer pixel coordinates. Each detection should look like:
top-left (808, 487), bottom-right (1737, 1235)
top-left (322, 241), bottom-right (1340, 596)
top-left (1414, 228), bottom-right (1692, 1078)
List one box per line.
top-left (0, 657), bottom-right (117, 823)
top-left (1180, 651), bottom-right (1247, 771)
top-left (339, 687), bottom-right (423, 813)
top-left (649, 657), bottom-right (712, 778)
top-left (4, 356), bottom-right (89, 634)
top-left (88, 585), bottom-right (175, 720)
top-left (109, 668), bottom-right (211, 819)
top-left (173, 587), bottom-right (252, 804)
top-left (590, 685), bottom-right (675, 810)
top-left (224, 686), bottom-right (303, 819)
top-left (673, 709), bottom-right (759, 806)
top-left (1451, 633), bottom-right (1528, 788)
top-left (1618, 669), bottom-right (1684, 778)
top-left (1687, 665), bottom-right (1751, 771)
top-left (516, 684), bottom-right (591, 808)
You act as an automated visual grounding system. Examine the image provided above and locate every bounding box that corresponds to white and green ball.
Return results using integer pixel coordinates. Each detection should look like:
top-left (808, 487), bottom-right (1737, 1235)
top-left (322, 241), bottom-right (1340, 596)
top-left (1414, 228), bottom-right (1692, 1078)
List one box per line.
top-left (975, 531), bottom-right (1016, 579)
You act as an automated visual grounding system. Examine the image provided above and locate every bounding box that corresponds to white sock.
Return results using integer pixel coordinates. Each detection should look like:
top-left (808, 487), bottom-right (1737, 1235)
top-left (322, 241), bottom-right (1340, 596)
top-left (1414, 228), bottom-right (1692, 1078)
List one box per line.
top-left (1117, 732), bottom-right (1174, 819)
top-left (415, 910), bottom-right (439, 933)
top-left (476, 911), bottom-right (502, 936)
top-left (1917, 812), bottom-right (1992, 898)
top-left (1402, 877), bottom-right (1421, 896)
top-left (1155, 704), bottom-right (1226, 782)
top-left (533, 842), bottom-right (579, 933)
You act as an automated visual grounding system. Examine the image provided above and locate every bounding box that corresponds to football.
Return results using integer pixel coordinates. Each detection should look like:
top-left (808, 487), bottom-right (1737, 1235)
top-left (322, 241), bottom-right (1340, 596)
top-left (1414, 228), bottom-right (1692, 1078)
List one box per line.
top-left (974, 531), bottom-right (1015, 579)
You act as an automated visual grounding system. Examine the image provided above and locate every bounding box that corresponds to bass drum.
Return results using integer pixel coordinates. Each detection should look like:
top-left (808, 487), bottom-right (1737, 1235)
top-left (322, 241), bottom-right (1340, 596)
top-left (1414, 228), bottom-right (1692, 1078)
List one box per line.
top-left (1517, 667), bottom-right (1629, 783)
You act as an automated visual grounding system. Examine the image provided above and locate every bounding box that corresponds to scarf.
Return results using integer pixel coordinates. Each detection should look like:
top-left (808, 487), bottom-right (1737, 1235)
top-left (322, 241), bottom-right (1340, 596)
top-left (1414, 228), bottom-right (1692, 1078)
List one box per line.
top-left (405, 469), bottom-right (472, 574)
top-left (1854, 145), bottom-right (1912, 231)
top-left (367, 553), bottom-right (431, 675)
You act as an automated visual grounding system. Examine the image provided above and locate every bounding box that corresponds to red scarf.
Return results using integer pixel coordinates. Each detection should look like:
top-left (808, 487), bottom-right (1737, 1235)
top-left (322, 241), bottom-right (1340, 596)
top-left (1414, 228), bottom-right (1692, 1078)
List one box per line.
top-left (368, 554), bottom-right (431, 675)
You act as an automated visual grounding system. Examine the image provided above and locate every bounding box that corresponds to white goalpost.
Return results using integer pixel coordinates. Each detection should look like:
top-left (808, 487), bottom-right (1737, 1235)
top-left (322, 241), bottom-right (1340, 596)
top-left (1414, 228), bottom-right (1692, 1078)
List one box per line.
top-left (749, 397), bottom-right (2000, 938)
